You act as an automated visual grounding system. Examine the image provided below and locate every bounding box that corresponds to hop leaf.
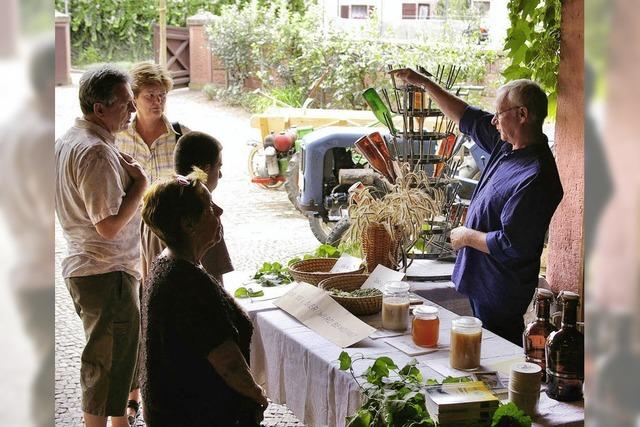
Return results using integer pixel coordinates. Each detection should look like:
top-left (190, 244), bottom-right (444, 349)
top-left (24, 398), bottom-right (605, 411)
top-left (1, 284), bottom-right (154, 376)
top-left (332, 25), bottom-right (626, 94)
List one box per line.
top-left (491, 402), bottom-right (532, 427)
top-left (338, 351), bottom-right (352, 370)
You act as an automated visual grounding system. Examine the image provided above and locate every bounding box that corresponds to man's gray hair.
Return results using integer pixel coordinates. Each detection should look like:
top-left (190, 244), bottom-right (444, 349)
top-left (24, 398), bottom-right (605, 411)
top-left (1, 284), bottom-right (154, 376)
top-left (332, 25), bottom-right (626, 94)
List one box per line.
top-left (498, 79), bottom-right (548, 126)
top-left (78, 65), bottom-right (131, 115)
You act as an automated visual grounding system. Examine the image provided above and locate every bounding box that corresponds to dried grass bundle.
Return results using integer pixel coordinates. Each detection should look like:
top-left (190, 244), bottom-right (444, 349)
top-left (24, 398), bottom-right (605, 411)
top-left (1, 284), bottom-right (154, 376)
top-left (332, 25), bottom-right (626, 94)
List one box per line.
top-left (343, 163), bottom-right (446, 268)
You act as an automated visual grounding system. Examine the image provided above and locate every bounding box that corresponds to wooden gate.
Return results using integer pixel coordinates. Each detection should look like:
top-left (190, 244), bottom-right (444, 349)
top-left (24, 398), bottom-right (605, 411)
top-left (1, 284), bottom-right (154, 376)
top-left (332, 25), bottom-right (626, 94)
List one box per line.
top-left (153, 25), bottom-right (190, 87)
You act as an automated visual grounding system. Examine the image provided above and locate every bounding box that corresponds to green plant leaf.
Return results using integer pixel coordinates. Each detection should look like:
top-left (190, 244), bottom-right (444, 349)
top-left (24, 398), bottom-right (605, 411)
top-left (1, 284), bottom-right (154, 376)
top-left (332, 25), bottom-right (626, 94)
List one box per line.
top-left (234, 287), bottom-right (250, 298)
top-left (491, 402), bottom-right (532, 427)
top-left (338, 351), bottom-right (352, 370)
top-left (247, 288), bottom-right (264, 297)
top-left (345, 409), bottom-right (372, 427)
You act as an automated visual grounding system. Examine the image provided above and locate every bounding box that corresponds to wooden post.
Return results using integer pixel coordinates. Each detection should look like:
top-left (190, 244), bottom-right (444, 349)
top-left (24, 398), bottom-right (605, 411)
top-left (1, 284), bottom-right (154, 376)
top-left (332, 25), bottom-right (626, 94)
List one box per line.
top-left (159, 0), bottom-right (167, 65)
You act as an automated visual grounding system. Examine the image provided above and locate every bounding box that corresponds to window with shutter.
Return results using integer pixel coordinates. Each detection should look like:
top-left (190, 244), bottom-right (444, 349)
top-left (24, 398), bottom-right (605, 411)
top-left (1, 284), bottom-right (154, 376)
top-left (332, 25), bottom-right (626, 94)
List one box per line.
top-left (402, 3), bottom-right (417, 19)
top-left (351, 5), bottom-right (368, 19)
top-left (340, 5), bottom-right (349, 18)
top-left (418, 4), bottom-right (430, 19)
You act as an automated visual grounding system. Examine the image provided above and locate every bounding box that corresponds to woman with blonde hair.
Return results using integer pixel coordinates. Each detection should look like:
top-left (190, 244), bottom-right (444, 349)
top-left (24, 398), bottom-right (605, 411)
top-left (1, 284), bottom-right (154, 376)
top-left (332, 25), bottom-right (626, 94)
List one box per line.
top-left (140, 170), bottom-right (267, 426)
top-left (117, 63), bottom-right (233, 424)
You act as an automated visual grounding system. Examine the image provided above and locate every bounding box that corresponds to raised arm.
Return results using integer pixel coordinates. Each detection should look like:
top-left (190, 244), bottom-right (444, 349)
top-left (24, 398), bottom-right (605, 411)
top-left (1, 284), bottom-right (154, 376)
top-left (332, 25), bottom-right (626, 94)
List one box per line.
top-left (389, 68), bottom-right (468, 126)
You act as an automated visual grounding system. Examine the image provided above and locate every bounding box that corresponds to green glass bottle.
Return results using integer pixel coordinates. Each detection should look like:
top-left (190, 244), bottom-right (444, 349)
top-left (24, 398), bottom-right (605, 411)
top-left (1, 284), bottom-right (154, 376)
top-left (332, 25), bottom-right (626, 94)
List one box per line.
top-left (362, 88), bottom-right (397, 135)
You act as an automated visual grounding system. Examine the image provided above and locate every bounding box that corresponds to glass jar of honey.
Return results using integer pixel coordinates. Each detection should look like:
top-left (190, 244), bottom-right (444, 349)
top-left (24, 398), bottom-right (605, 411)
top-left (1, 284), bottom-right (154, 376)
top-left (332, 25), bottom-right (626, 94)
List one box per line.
top-left (412, 305), bottom-right (439, 347)
top-left (450, 316), bottom-right (483, 370)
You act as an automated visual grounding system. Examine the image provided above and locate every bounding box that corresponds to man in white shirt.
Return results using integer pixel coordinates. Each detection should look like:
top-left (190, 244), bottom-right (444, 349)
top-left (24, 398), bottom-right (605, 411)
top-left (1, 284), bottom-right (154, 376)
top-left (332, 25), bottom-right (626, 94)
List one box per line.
top-left (55, 65), bottom-right (147, 427)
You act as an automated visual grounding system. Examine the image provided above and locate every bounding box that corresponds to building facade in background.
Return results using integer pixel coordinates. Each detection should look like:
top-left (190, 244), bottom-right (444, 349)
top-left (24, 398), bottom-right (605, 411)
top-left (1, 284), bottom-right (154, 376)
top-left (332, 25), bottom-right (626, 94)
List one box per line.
top-left (322, 0), bottom-right (509, 48)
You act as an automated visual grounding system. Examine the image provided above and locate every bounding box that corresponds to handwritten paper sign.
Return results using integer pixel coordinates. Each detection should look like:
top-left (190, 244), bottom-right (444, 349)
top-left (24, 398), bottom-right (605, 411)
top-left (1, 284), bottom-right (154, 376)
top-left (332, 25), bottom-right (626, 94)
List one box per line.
top-left (329, 253), bottom-right (363, 273)
top-left (274, 283), bottom-right (376, 348)
top-left (361, 264), bottom-right (405, 290)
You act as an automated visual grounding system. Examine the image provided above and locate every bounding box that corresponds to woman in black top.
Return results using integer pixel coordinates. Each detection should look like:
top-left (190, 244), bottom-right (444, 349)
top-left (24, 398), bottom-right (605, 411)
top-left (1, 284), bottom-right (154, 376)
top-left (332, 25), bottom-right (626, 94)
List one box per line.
top-left (140, 170), bottom-right (267, 426)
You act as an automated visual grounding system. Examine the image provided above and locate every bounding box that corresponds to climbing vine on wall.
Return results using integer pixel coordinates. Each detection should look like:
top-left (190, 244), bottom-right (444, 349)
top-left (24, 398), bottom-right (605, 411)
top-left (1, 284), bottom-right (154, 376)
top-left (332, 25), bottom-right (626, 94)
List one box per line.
top-left (502, 0), bottom-right (561, 116)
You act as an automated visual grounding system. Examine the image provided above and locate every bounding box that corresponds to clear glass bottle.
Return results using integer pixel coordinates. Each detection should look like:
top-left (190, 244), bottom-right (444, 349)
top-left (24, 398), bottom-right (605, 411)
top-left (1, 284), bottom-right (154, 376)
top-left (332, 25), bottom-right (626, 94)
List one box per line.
top-left (545, 291), bottom-right (584, 401)
top-left (450, 316), bottom-right (483, 370)
top-left (523, 288), bottom-right (556, 382)
top-left (412, 305), bottom-right (439, 347)
top-left (382, 281), bottom-right (410, 331)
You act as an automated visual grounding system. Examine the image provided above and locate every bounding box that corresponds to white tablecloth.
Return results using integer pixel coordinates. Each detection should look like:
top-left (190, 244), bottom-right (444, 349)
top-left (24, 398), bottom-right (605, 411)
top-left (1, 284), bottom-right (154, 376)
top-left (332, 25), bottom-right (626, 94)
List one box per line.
top-left (247, 302), bottom-right (584, 427)
top-left (223, 273), bottom-right (584, 427)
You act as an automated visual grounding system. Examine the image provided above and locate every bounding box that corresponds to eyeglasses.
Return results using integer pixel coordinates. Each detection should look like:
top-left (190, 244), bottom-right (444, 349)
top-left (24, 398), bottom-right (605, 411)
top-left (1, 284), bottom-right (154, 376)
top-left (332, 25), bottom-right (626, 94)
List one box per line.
top-left (141, 91), bottom-right (167, 103)
top-left (494, 105), bottom-right (522, 120)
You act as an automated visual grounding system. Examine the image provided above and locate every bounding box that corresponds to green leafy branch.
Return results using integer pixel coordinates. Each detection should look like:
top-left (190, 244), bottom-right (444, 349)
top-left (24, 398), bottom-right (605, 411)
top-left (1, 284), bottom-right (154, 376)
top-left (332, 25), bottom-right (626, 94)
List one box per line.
top-left (338, 352), bottom-right (435, 427)
top-left (503, 0), bottom-right (561, 117)
top-left (338, 352), bottom-right (532, 427)
top-left (252, 261), bottom-right (293, 287)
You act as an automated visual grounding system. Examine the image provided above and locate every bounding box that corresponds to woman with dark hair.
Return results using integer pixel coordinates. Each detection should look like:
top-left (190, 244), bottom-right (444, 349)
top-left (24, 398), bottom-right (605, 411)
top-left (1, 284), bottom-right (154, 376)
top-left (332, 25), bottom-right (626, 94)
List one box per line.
top-left (140, 170), bottom-right (267, 426)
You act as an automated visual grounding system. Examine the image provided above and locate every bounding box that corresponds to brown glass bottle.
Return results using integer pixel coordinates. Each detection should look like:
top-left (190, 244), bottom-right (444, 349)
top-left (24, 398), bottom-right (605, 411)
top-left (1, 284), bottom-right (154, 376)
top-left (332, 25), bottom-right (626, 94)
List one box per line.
top-left (545, 291), bottom-right (584, 401)
top-left (523, 288), bottom-right (556, 382)
top-left (354, 133), bottom-right (395, 183)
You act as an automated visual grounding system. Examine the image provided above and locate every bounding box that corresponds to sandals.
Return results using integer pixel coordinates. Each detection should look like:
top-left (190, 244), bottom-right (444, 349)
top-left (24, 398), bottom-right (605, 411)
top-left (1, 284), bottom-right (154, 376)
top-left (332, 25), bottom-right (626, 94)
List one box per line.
top-left (127, 399), bottom-right (141, 426)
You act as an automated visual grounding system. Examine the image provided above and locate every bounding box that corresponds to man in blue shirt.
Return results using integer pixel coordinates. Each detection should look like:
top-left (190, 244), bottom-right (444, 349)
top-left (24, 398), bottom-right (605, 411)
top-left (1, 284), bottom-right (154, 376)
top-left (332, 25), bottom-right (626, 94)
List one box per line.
top-left (391, 68), bottom-right (563, 345)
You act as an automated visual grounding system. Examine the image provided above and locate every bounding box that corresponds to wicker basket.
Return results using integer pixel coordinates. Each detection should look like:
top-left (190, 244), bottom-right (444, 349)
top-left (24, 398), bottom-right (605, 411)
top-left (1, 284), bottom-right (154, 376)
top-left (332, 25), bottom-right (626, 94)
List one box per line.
top-left (361, 223), bottom-right (401, 273)
top-left (318, 274), bottom-right (382, 316)
top-left (288, 258), bottom-right (365, 286)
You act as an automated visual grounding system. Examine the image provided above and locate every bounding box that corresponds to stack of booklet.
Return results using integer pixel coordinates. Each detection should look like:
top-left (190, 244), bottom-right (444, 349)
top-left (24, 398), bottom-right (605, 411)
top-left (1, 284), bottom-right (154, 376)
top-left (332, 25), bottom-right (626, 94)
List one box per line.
top-left (424, 381), bottom-right (500, 426)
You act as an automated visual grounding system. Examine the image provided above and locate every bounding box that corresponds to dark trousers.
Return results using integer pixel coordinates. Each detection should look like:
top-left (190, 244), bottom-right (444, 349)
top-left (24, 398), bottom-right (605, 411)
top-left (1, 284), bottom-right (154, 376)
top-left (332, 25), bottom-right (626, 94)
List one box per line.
top-left (469, 299), bottom-right (525, 346)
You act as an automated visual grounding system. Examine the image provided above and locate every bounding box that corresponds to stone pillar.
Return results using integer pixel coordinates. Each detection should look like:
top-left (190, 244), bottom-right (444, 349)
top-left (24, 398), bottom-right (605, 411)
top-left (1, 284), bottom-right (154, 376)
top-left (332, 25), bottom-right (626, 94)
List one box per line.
top-left (55, 11), bottom-right (72, 86)
top-left (546, 0), bottom-right (584, 297)
top-left (187, 11), bottom-right (227, 90)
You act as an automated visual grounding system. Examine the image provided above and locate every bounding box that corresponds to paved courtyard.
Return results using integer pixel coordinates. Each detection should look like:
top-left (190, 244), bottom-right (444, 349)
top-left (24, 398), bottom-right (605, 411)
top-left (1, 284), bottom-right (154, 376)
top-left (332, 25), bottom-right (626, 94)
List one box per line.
top-left (55, 76), bottom-right (320, 425)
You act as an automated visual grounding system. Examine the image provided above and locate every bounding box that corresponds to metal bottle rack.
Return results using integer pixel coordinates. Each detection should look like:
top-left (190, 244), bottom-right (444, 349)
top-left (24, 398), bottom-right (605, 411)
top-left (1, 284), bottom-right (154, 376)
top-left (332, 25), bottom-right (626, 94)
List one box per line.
top-left (381, 64), bottom-right (470, 261)
top-left (382, 64), bottom-right (465, 171)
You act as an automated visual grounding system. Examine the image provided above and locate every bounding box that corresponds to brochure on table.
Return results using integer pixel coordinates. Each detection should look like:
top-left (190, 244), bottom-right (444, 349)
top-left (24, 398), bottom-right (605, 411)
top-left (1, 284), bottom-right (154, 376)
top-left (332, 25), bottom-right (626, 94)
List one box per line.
top-left (275, 282), bottom-right (376, 348)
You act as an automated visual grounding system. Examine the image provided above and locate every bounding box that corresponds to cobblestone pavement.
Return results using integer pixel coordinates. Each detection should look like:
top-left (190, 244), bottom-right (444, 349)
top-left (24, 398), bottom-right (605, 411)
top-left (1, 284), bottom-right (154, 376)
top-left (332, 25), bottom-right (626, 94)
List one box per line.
top-left (55, 76), bottom-right (318, 425)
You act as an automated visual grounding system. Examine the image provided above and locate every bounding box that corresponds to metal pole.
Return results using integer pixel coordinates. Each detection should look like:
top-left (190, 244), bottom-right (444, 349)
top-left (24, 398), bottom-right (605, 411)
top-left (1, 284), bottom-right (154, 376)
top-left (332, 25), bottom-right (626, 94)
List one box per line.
top-left (159, 0), bottom-right (167, 66)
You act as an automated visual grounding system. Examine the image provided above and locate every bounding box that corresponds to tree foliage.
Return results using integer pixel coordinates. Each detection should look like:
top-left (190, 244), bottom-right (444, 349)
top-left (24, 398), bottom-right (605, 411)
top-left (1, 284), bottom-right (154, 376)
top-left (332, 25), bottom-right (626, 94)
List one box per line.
top-left (206, 0), bottom-right (497, 110)
top-left (55, 0), bottom-right (248, 64)
top-left (502, 0), bottom-right (561, 116)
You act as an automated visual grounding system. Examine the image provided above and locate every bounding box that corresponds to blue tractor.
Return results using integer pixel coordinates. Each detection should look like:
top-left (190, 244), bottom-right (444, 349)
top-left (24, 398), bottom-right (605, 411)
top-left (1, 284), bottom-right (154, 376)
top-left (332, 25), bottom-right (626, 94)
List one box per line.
top-left (292, 126), bottom-right (490, 244)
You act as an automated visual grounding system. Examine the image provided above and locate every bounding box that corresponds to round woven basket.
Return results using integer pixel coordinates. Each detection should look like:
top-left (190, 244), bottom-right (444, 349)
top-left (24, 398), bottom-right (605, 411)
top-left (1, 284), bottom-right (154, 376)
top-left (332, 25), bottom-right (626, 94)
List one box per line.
top-left (288, 258), bottom-right (365, 286)
top-left (318, 274), bottom-right (382, 316)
